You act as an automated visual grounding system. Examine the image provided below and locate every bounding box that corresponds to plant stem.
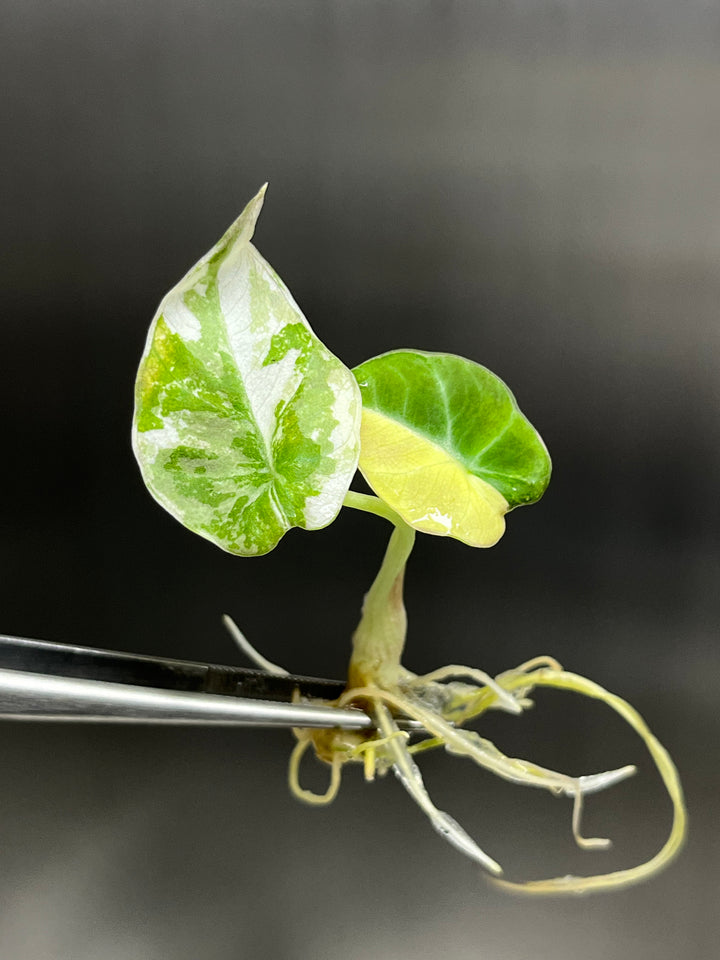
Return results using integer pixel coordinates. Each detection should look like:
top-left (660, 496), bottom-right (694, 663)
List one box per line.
top-left (343, 492), bottom-right (416, 690)
top-left (342, 490), bottom-right (403, 526)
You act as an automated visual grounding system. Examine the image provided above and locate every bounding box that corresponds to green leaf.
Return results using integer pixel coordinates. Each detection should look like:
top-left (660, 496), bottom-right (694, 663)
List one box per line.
top-left (352, 350), bottom-right (551, 547)
top-left (133, 185), bottom-right (361, 556)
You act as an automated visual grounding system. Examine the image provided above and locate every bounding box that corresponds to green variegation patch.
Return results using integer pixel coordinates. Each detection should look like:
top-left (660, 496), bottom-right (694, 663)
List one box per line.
top-left (133, 186), bottom-right (361, 556)
top-left (352, 350), bottom-right (551, 547)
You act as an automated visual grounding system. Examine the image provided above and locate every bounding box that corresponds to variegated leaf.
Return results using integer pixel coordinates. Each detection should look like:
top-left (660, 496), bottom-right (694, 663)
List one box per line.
top-left (133, 186), bottom-right (361, 556)
top-left (353, 350), bottom-right (551, 547)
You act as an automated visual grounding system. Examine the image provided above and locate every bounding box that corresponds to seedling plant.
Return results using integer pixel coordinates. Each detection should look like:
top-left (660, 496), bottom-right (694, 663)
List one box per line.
top-left (132, 186), bottom-right (686, 895)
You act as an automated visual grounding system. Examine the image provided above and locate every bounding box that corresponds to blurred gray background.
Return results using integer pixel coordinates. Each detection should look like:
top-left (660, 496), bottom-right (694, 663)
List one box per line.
top-left (1, 1), bottom-right (718, 958)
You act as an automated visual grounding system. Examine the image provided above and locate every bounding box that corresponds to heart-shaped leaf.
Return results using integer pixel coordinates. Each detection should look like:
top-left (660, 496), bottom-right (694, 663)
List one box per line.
top-left (352, 350), bottom-right (551, 547)
top-left (133, 186), bottom-right (361, 556)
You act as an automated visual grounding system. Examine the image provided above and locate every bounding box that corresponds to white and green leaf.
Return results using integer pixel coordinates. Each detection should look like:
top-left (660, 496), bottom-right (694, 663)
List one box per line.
top-left (133, 185), bottom-right (361, 556)
top-left (352, 350), bottom-right (551, 547)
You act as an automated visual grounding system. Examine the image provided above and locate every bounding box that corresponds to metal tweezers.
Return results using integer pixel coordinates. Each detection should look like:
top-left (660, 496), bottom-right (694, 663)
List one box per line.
top-left (0, 634), bottom-right (380, 730)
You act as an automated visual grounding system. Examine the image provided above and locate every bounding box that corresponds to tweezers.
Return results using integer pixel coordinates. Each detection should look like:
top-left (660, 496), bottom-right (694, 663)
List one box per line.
top-left (0, 634), bottom-right (379, 730)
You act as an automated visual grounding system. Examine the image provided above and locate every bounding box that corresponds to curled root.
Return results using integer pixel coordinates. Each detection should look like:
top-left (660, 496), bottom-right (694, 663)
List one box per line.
top-left (288, 735), bottom-right (343, 806)
top-left (490, 668), bottom-right (687, 895)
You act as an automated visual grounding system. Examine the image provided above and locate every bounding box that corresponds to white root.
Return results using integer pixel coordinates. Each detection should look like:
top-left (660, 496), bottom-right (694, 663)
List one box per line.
top-left (411, 664), bottom-right (523, 715)
top-left (222, 614), bottom-right (290, 676)
top-left (572, 766), bottom-right (637, 796)
top-left (373, 701), bottom-right (503, 875)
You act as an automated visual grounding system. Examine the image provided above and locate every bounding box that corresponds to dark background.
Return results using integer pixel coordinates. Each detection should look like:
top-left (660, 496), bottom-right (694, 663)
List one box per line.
top-left (1, 2), bottom-right (718, 957)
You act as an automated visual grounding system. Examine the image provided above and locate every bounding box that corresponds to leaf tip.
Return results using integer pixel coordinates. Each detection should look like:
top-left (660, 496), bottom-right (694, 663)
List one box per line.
top-left (231, 182), bottom-right (268, 247)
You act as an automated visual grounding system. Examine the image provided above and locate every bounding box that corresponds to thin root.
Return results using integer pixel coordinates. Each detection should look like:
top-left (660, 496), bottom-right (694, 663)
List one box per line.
top-left (373, 700), bottom-right (503, 875)
top-left (508, 655), bottom-right (564, 674)
top-left (352, 729), bottom-right (410, 782)
top-left (288, 737), bottom-right (343, 806)
top-left (411, 664), bottom-right (523, 715)
top-left (489, 669), bottom-right (686, 895)
top-left (222, 614), bottom-right (290, 676)
top-left (571, 788), bottom-right (611, 851)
